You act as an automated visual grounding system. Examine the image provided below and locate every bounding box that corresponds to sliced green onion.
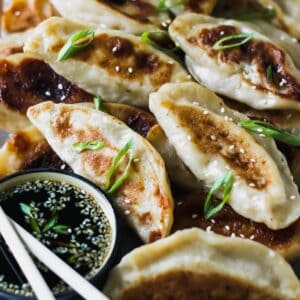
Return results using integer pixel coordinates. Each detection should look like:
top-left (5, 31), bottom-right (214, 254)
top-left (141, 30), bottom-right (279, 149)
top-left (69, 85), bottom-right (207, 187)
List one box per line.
top-left (94, 95), bottom-right (104, 111)
top-left (204, 171), bottom-right (234, 220)
top-left (157, 0), bottom-right (184, 11)
top-left (20, 202), bottom-right (33, 218)
top-left (73, 140), bottom-right (105, 153)
top-left (57, 29), bottom-right (96, 62)
top-left (266, 64), bottom-right (273, 83)
top-left (233, 8), bottom-right (276, 21)
top-left (141, 30), bottom-right (179, 53)
top-left (52, 225), bottom-right (71, 235)
top-left (105, 139), bottom-right (135, 194)
top-left (42, 212), bottom-right (58, 233)
top-left (213, 33), bottom-right (254, 51)
top-left (239, 120), bottom-right (300, 146)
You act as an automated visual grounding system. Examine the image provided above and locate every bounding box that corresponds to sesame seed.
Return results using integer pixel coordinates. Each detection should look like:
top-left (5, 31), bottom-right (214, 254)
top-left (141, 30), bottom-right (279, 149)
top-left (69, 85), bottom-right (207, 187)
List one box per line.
top-left (112, 46), bottom-right (118, 53)
top-left (115, 66), bottom-right (120, 72)
top-left (225, 225), bottom-right (230, 231)
top-left (128, 67), bottom-right (133, 73)
top-left (192, 214), bottom-right (198, 219)
top-left (57, 84), bottom-right (63, 90)
top-left (177, 201), bottom-right (183, 206)
top-left (203, 110), bottom-right (209, 115)
top-left (210, 135), bottom-right (216, 141)
top-left (250, 235), bottom-right (255, 240)
top-left (206, 226), bottom-right (212, 232)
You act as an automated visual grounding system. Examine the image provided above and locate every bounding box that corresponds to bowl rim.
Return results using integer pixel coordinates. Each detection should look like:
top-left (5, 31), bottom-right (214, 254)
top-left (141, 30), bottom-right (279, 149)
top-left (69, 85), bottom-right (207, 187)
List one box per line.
top-left (0, 168), bottom-right (119, 299)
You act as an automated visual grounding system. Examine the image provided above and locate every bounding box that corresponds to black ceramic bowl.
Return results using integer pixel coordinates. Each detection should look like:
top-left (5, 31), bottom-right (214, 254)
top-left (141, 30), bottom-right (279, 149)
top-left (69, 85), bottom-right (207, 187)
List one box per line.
top-left (0, 169), bottom-right (118, 300)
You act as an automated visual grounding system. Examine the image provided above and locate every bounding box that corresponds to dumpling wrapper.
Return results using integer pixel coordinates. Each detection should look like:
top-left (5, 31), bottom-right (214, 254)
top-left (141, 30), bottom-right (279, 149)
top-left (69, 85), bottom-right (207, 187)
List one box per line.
top-left (49, 0), bottom-right (159, 35)
top-left (24, 17), bottom-right (190, 108)
top-left (104, 228), bottom-right (300, 300)
top-left (27, 102), bottom-right (174, 243)
top-left (149, 82), bottom-right (300, 230)
top-left (0, 52), bottom-right (93, 132)
top-left (169, 13), bottom-right (300, 111)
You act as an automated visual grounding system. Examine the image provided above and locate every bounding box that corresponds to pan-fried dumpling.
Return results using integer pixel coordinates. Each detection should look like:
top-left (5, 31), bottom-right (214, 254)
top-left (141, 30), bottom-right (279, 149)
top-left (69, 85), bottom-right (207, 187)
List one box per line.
top-left (27, 101), bottom-right (174, 243)
top-left (149, 82), bottom-right (300, 230)
top-left (24, 17), bottom-right (190, 108)
top-left (169, 13), bottom-right (300, 111)
top-left (0, 52), bottom-right (93, 132)
top-left (50, 0), bottom-right (158, 34)
top-left (104, 228), bottom-right (300, 300)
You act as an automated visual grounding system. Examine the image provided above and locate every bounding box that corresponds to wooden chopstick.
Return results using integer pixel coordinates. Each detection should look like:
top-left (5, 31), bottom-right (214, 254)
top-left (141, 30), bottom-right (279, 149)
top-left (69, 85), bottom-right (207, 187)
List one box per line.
top-left (0, 207), bottom-right (55, 300)
top-left (12, 220), bottom-right (109, 300)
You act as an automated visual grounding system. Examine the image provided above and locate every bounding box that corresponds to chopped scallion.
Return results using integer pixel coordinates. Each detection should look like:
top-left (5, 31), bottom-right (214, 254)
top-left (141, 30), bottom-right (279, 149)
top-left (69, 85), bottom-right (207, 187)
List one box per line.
top-left (141, 30), bottom-right (179, 53)
top-left (266, 64), bottom-right (273, 83)
top-left (73, 140), bottom-right (105, 153)
top-left (57, 29), bottom-right (96, 62)
top-left (157, 0), bottom-right (184, 11)
top-left (204, 171), bottom-right (234, 220)
top-left (239, 120), bottom-right (300, 146)
top-left (213, 33), bottom-right (253, 51)
top-left (105, 139), bottom-right (135, 194)
top-left (94, 95), bottom-right (104, 111)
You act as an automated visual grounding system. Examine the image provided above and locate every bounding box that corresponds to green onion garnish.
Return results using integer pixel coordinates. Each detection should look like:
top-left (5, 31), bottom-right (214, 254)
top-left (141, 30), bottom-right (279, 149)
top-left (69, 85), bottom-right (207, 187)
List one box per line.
top-left (233, 8), bottom-right (276, 21)
top-left (266, 64), bottom-right (273, 83)
top-left (213, 33), bottom-right (254, 51)
top-left (105, 139), bottom-right (135, 194)
top-left (20, 203), bottom-right (41, 234)
top-left (73, 140), bottom-right (105, 153)
top-left (141, 30), bottom-right (179, 53)
top-left (204, 171), bottom-right (234, 220)
top-left (239, 120), bottom-right (300, 146)
top-left (94, 95), bottom-right (104, 111)
top-left (157, 0), bottom-right (184, 11)
top-left (57, 29), bottom-right (96, 62)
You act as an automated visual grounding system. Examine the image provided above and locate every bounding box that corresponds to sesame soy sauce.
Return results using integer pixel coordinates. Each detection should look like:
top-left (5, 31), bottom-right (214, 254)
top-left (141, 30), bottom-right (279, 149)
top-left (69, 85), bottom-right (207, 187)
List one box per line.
top-left (0, 180), bottom-right (112, 296)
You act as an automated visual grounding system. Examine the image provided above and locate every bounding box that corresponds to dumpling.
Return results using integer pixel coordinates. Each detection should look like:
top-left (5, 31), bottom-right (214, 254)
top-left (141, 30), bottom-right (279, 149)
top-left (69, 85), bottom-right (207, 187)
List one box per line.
top-left (149, 82), bottom-right (300, 230)
top-left (169, 13), bottom-right (300, 111)
top-left (27, 101), bottom-right (174, 243)
top-left (104, 228), bottom-right (300, 300)
top-left (2, 0), bottom-right (58, 34)
top-left (24, 17), bottom-right (190, 108)
top-left (0, 53), bottom-right (93, 132)
top-left (172, 189), bottom-right (300, 259)
top-left (50, 0), bottom-right (158, 34)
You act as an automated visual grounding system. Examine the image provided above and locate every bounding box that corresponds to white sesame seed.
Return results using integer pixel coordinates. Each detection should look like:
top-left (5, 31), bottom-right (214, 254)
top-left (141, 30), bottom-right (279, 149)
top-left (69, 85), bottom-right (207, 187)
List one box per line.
top-left (240, 234), bottom-right (245, 238)
top-left (192, 214), bottom-right (198, 219)
top-left (125, 210), bottom-right (130, 215)
top-left (128, 67), bottom-right (133, 73)
top-left (240, 148), bottom-right (245, 154)
top-left (203, 110), bottom-right (209, 115)
top-left (206, 226), bottom-right (212, 232)
top-left (210, 135), bottom-right (216, 141)
top-left (279, 78), bottom-right (287, 86)
top-left (112, 46), bottom-right (118, 53)
top-left (250, 235), bottom-right (255, 240)
top-left (225, 225), bottom-right (230, 231)
top-left (115, 66), bottom-right (120, 72)
top-left (177, 201), bottom-right (183, 206)
top-left (57, 83), bottom-right (63, 90)
top-left (210, 219), bottom-right (216, 224)
top-left (231, 233), bottom-right (236, 238)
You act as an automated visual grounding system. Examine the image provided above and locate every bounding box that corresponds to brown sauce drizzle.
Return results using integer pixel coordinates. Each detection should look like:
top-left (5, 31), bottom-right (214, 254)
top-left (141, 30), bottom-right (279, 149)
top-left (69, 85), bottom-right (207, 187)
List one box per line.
top-left (0, 58), bottom-right (93, 113)
top-left (189, 25), bottom-right (300, 101)
top-left (172, 189), bottom-right (298, 251)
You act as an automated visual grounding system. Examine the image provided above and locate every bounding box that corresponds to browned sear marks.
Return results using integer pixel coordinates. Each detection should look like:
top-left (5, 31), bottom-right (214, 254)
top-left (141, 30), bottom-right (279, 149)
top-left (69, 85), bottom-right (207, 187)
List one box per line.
top-left (0, 58), bottom-right (93, 113)
top-left (164, 102), bottom-right (269, 189)
top-left (121, 271), bottom-right (281, 300)
top-left (189, 25), bottom-right (300, 101)
top-left (65, 34), bottom-right (174, 87)
top-left (172, 189), bottom-right (297, 251)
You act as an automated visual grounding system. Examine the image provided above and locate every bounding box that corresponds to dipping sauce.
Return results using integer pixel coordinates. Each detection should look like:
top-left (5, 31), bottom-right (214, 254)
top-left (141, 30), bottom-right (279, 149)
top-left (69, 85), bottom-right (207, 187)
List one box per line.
top-left (0, 179), bottom-right (112, 296)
